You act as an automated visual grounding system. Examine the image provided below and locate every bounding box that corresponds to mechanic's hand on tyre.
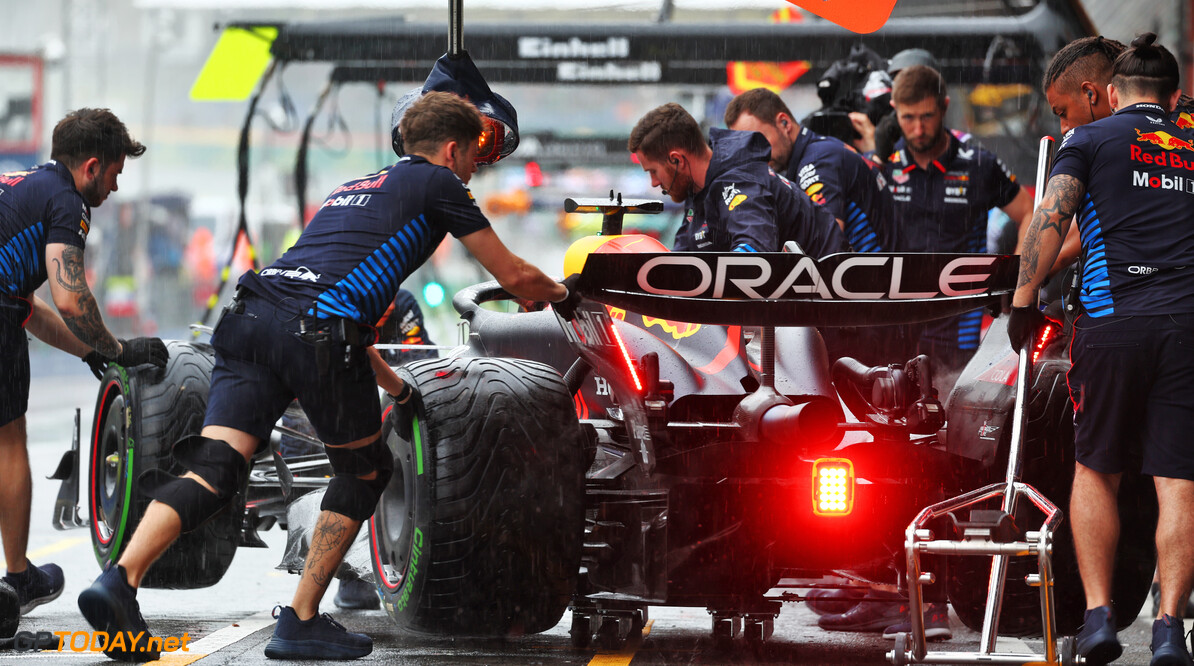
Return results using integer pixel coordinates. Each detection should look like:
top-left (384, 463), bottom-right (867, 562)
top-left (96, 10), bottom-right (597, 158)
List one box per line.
top-left (82, 351), bottom-right (108, 380)
top-left (115, 337), bottom-right (169, 368)
top-left (1007, 306), bottom-right (1048, 353)
top-left (390, 380), bottom-right (418, 406)
top-left (552, 274), bottom-right (583, 321)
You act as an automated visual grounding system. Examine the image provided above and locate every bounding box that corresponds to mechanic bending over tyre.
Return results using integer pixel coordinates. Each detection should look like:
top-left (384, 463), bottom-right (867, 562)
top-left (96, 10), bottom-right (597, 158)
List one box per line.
top-left (1010, 33), bottom-right (1194, 666)
top-left (0, 109), bottom-right (166, 618)
top-left (76, 91), bottom-right (575, 662)
top-left (628, 102), bottom-right (846, 257)
top-left (724, 88), bottom-right (907, 368)
top-left (1042, 34), bottom-right (1194, 628)
top-left (882, 65), bottom-right (1035, 392)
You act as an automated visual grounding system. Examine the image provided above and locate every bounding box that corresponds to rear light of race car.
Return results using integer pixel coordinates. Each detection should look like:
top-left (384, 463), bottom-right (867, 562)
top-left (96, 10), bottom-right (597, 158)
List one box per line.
top-left (812, 458), bottom-right (854, 516)
top-left (608, 320), bottom-right (644, 393)
top-left (1031, 321), bottom-right (1059, 365)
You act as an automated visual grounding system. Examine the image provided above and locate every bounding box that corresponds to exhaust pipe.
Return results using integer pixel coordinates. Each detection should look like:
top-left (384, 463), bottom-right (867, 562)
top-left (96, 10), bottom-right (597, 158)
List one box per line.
top-left (759, 399), bottom-right (839, 447)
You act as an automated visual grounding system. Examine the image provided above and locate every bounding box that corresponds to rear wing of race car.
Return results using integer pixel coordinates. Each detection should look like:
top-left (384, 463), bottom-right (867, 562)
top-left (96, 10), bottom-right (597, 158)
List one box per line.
top-left (571, 252), bottom-right (1018, 327)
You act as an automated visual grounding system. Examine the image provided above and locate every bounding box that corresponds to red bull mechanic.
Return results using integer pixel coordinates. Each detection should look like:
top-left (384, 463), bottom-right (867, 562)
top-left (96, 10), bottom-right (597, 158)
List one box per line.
top-left (76, 91), bottom-right (574, 662)
top-left (884, 65), bottom-right (1034, 383)
top-left (724, 88), bottom-right (896, 253)
top-left (0, 109), bottom-right (166, 620)
top-left (1010, 33), bottom-right (1194, 666)
top-left (628, 103), bottom-right (845, 257)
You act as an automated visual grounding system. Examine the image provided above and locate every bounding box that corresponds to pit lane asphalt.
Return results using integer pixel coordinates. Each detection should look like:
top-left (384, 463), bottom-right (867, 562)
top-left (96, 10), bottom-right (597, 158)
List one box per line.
top-left (9, 350), bottom-right (1168, 665)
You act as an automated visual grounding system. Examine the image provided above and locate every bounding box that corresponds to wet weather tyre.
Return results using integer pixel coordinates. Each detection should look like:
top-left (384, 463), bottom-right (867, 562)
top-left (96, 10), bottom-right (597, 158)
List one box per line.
top-left (369, 357), bottom-right (586, 636)
top-left (88, 340), bottom-right (243, 589)
top-left (946, 362), bottom-right (1156, 636)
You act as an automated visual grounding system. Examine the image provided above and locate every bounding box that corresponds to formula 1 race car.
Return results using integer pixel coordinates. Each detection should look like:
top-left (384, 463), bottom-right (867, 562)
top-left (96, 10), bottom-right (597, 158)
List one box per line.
top-left (61, 196), bottom-right (1153, 651)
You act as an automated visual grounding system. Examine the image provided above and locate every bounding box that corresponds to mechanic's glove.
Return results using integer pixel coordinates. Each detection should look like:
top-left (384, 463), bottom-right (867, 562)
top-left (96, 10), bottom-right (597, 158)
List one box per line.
top-left (114, 337), bottom-right (169, 368)
top-left (82, 351), bottom-right (108, 380)
top-left (1007, 306), bottom-right (1046, 353)
top-left (391, 380), bottom-right (418, 406)
top-left (551, 274), bottom-right (583, 321)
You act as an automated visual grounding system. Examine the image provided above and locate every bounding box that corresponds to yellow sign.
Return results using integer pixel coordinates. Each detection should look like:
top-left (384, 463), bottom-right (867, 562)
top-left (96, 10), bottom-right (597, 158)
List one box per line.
top-left (190, 26), bottom-right (278, 101)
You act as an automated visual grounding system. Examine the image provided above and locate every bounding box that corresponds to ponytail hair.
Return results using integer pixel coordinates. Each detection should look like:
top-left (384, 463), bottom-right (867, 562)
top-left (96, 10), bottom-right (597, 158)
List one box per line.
top-left (1111, 32), bottom-right (1180, 101)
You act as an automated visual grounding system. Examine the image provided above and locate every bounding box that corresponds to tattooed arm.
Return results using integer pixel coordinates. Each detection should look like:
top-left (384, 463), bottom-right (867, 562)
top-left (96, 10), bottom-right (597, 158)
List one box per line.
top-left (25, 293), bottom-right (94, 358)
top-left (1012, 174), bottom-right (1084, 307)
top-left (44, 242), bottom-right (121, 359)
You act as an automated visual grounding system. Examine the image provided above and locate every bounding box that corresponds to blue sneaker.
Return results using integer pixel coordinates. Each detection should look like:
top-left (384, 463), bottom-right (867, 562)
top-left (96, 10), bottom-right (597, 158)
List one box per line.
top-left (1075, 606), bottom-right (1122, 666)
top-left (3, 560), bottom-right (64, 615)
top-left (882, 602), bottom-right (952, 641)
top-left (818, 590), bottom-right (908, 632)
top-left (77, 565), bottom-right (160, 662)
top-left (1150, 614), bottom-right (1193, 666)
top-left (807, 587), bottom-right (867, 617)
top-left (265, 606), bottom-right (372, 660)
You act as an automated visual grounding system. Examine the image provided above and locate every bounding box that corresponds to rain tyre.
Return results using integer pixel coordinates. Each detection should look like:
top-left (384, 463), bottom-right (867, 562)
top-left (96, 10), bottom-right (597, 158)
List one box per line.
top-left (88, 340), bottom-right (243, 589)
top-left (369, 357), bottom-right (585, 636)
top-left (946, 361), bottom-right (1156, 636)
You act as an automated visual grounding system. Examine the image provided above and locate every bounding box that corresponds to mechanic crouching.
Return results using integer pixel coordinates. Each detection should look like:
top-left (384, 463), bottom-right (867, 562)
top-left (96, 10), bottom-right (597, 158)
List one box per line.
top-left (1010, 34), bottom-right (1194, 666)
top-left (628, 102), bottom-right (846, 256)
top-left (76, 92), bottom-right (575, 662)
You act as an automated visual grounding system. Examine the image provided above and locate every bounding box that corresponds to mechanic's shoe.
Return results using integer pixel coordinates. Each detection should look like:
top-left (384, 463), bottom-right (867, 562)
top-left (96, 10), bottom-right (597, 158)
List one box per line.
top-left (807, 587), bottom-right (867, 617)
top-left (3, 560), bottom-right (64, 615)
top-left (882, 602), bottom-right (952, 640)
top-left (77, 565), bottom-right (160, 662)
top-left (1150, 614), bottom-right (1193, 666)
top-left (265, 605), bottom-right (373, 660)
top-left (1075, 606), bottom-right (1122, 666)
top-left (334, 578), bottom-right (380, 610)
top-left (817, 591), bottom-right (907, 633)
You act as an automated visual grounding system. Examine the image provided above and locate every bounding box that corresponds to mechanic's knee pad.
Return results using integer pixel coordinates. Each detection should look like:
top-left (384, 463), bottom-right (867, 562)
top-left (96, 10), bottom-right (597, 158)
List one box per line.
top-left (138, 435), bottom-right (249, 533)
top-left (321, 437), bottom-right (393, 521)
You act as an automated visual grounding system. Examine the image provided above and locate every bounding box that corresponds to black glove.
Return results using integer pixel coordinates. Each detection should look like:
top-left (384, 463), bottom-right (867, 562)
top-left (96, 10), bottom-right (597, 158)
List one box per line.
top-left (82, 351), bottom-right (108, 380)
top-left (1007, 306), bottom-right (1046, 353)
top-left (115, 337), bottom-right (169, 368)
top-left (552, 274), bottom-right (583, 321)
top-left (391, 380), bottom-right (417, 405)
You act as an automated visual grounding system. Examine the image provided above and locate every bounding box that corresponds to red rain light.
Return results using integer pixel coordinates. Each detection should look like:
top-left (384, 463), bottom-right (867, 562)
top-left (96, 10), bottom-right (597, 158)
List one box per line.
top-left (1031, 322), bottom-right (1058, 365)
top-left (608, 321), bottom-right (643, 392)
top-left (812, 458), bottom-right (854, 516)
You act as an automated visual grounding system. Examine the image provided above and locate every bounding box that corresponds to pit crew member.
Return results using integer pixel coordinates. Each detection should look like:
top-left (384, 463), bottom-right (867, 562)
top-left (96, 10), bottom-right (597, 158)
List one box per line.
top-left (884, 65), bottom-right (1034, 381)
top-left (1010, 33), bottom-right (1194, 666)
top-left (0, 108), bottom-right (165, 616)
top-left (628, 102), bottom-right (845, 256)
top-left (725, 88), bottom-right (896, 254)
top-left (77, 92), bottom-right (572, 662)
top-left (1041, 35), bottom-right (1194, 276)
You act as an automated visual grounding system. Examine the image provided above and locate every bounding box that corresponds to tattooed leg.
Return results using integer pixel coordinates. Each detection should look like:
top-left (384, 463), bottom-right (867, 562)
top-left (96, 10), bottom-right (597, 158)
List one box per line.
top-left (292, 510), bottom-right (362, 619)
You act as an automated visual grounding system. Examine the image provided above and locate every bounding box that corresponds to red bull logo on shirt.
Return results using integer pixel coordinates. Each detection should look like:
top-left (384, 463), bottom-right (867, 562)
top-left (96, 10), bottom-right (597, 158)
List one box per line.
top-left (1175, 112), bottom-right (1194, 131)
top-left (1135, 128), bottom-right (1194, 151)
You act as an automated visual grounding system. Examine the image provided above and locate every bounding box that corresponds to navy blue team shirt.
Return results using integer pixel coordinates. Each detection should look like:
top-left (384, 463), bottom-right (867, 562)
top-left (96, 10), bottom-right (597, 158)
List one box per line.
top-left (0, 161), bottom-right (90, 299)
top-left (673, 128), bottom-right (845, 257)
top-left (885, 132), bottom-right (1021, 352)
top-left (240, 155), bottom-right (490, 326)
top-left (1051, 102), bottom-right (1194, 317)
top-left (786, 126), bottom-right (896, 253)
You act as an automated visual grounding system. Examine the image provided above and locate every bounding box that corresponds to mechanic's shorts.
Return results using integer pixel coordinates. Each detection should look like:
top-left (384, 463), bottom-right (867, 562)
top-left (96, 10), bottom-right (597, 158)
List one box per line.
top-left (204, 290), bottom-right (381, 446)
top-left (1068, 313), bottom-right (1194, 480)
top-left (0, 295), bottom-right (31, 428)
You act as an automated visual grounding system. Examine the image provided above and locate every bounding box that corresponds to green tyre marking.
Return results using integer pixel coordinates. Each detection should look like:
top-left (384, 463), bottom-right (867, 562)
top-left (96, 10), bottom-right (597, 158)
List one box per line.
top-left (413, 415), bottom-right (424, 476)
top-left (110, 365), bottom-right (134, 560)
